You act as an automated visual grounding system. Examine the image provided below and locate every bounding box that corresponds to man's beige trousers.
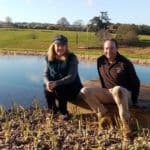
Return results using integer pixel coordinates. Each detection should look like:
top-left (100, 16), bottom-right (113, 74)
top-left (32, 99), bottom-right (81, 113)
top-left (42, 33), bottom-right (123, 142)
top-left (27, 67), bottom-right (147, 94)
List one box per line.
top-left (80, 86), bottom-right (131, 123)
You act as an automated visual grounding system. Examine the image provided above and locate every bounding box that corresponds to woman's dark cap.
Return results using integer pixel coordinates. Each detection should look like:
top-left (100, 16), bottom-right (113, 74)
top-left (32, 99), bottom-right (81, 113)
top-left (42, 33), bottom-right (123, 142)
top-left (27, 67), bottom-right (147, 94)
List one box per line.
top-left (53, 35), bottom-right (68, 44)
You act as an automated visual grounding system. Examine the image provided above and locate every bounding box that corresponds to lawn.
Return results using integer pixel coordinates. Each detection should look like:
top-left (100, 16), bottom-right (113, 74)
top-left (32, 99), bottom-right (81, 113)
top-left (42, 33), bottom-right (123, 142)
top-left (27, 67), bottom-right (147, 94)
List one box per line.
top-left (0, 28), bottom-right (150, 59)
top-left (0, 28), bottom-right (99, 51)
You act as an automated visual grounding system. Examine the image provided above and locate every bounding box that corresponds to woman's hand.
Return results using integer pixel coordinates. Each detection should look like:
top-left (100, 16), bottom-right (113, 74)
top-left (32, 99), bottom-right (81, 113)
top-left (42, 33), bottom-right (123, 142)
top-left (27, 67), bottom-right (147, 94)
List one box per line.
top-left (46, 81), bottom-right (57, 92)
top-left (49, 81), bottom-right (57, 90)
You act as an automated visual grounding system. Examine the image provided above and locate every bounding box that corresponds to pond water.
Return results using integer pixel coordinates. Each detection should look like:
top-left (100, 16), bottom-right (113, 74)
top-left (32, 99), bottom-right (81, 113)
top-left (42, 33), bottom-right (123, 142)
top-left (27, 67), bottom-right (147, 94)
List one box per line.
top-left (0, 55), bottom-right (150, 108)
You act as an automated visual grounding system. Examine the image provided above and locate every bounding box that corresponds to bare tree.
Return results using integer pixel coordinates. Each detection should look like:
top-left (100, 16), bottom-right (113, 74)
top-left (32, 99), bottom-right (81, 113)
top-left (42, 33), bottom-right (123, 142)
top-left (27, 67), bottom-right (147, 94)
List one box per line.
top-left (72, 20), bottom-right (85, 46)
top-left (72, 19), bottom-right (84, 27)
top-left (5, 16), bottom-right (12, 26)
top-left (57, 17), bottom-right (70, 26)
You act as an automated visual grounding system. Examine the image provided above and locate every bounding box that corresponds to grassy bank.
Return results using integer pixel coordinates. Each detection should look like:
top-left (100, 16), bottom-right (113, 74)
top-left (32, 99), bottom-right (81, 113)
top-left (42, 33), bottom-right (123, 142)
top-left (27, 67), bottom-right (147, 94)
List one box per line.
top-left (0, 28), bottom-right (150, 59)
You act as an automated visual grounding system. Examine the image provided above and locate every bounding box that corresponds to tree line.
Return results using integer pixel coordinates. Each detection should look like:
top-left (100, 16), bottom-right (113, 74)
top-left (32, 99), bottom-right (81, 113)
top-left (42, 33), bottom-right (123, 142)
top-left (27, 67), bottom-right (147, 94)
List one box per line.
top-left (1, 15), bottom-right (150, 35)
top-left (1, 14), bottom-right (150, 46)
top-left (0, 17), bottom-right (86, 31)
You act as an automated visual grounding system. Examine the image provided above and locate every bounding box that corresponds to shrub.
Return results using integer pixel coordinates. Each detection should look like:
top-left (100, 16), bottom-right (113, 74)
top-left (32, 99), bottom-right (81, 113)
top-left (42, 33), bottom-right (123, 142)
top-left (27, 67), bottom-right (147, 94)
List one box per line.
top-left (96, 29), bottom-right (112, 47)
top-left (29, 31), bottom-right (37, 39)
top-left (116, 24), bottom-right (139, 46)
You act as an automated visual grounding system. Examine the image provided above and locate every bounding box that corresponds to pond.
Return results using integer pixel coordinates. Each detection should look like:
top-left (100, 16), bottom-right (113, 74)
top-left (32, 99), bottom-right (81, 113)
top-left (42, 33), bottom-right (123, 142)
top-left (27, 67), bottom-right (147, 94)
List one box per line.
top-left (0, 55), bottom-right (150, 108)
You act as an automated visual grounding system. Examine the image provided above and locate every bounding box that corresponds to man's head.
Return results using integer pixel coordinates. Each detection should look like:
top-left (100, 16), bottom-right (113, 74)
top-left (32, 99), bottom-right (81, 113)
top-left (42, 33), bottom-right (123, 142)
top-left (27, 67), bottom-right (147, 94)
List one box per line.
top-left (103, 39), bottom-right (118, 62)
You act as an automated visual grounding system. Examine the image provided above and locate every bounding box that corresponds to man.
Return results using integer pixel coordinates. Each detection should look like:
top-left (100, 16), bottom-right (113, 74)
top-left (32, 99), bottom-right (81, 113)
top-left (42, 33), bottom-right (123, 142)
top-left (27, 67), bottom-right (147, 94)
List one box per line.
top-left (81, 39), bottom-right (140, 141)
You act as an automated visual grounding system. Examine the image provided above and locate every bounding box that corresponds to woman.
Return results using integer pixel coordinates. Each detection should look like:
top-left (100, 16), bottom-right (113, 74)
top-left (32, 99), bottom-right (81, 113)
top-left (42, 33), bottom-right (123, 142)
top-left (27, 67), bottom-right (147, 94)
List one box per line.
top-left (44, 35), bottom-right (83, 120)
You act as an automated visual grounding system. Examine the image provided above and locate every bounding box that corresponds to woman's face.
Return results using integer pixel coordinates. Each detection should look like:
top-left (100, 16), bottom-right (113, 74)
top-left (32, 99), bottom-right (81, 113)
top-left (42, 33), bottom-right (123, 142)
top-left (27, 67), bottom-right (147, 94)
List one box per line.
top-left (54, 43), bottom-right (67, 57)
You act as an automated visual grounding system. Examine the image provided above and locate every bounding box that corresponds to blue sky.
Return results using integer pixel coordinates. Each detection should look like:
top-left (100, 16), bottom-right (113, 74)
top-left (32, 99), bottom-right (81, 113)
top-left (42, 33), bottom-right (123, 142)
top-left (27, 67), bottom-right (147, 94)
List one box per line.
top-left (0, 0), bottom-right (149, 25)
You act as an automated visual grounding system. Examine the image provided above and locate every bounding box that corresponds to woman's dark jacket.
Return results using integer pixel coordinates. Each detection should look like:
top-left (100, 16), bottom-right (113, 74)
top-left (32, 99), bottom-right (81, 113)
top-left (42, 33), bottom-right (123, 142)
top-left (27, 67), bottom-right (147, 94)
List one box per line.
top-left (44, 53), bottom-right (82, 99)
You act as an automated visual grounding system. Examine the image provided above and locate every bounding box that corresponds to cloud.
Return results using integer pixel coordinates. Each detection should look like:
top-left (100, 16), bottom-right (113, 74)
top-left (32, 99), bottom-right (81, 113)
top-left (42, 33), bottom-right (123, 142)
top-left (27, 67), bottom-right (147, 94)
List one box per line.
top-left (85, 0), bottom-right (93, 7)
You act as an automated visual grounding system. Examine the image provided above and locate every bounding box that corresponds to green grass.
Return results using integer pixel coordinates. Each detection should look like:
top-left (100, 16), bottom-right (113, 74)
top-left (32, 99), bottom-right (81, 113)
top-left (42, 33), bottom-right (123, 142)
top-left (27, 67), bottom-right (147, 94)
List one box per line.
top-left (138, 35), bottom-right (150, 46)
top-left (75, 50), bottom-right (150, 59)
top-left (121, 53), bottom-right (150, 59)
top-left (0, 28), bottom-right (150, 59)
top-left (138, 34), bottom-right (150, 40)
top-left (0, 28), bottom-right (99, 50)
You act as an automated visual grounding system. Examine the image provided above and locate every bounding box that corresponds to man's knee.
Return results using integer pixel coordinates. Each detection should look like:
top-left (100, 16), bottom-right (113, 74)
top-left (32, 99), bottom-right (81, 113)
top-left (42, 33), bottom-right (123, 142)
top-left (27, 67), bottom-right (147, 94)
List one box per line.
top-left (112, 86), bottom-right (123, 98)
top-left (111, 86), bottom-right (131, 104)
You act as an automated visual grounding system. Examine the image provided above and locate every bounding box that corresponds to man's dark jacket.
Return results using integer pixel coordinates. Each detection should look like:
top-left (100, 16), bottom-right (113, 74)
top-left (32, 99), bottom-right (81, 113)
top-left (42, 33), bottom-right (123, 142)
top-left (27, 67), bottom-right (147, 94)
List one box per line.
top-left (97, 53), bottom-right (140, 104)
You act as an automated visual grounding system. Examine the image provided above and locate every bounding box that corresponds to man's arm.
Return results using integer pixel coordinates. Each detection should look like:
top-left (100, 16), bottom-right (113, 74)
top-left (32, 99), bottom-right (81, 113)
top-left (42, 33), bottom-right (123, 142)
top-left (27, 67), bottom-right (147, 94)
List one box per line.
top-left (126, 61), bottom-right (140, 104)
top-left (97, 58), bottom-right (105, 88)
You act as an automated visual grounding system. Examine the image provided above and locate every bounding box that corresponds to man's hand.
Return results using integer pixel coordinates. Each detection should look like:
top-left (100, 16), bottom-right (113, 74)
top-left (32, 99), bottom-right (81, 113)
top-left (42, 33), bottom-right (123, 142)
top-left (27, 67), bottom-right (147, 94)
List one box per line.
top-left (46, 81), bottom-right (57, 92)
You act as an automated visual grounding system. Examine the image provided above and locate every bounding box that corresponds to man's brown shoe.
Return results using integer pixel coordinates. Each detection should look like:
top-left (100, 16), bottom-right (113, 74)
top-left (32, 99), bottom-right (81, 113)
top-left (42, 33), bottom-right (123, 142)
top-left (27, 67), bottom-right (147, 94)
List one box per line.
top-left (98, 112), bottom-right (113, 129)
top-left (121, 121), bottom-right (132, 149)
top-left (122, 121), bottom-right (132, 140)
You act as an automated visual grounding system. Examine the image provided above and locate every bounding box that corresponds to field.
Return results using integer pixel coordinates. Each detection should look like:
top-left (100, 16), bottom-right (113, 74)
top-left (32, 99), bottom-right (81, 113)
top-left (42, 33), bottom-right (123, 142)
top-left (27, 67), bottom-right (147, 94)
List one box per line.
top-left (0, 28), bottom-right (150, 59)
top-left (0, 28), bottom-right (98, 51)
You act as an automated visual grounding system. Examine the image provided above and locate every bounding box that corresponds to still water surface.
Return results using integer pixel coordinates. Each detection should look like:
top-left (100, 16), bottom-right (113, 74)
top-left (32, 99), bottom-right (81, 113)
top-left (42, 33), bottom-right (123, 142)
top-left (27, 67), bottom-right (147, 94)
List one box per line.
top-left (0, 55), bottom-right (150, 108)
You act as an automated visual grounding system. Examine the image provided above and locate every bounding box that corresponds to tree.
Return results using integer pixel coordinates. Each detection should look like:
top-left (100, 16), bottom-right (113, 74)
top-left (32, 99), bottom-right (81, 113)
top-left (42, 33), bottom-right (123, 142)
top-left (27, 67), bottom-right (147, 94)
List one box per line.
top-left (88, 16), bottom-right (103, 32)
top-left (5, 16), bottom-right (12, 26)
top-left (100, 11), bottom-right (110, 29)
top-left (96, 29), bottom-right (112, 47)
top-left (116, 24), bottom-right (139, 46)
top-left (108, 24), bottom-right (118, 33)
top-left (138, 25), bottom-right (150, 35)
top-left (72, 20), bottom-right (84, 46)
top-left (57, 17), bottom-right (70, 26)
top-left (88, 12), bottom-right (110, 32)
top-left (72, 19), bottom-right (84, 27)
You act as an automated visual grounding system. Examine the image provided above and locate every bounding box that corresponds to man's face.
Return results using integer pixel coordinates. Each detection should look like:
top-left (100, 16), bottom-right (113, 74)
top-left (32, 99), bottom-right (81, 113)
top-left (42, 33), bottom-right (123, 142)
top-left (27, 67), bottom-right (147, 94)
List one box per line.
top-left (103, 40), bottom-right (117, 61)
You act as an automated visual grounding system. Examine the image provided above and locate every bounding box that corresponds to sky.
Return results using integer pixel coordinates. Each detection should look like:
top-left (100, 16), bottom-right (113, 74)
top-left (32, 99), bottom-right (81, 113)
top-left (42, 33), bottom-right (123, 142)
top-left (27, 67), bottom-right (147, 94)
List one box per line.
top-left (0, 0), bottom-right (149, 25)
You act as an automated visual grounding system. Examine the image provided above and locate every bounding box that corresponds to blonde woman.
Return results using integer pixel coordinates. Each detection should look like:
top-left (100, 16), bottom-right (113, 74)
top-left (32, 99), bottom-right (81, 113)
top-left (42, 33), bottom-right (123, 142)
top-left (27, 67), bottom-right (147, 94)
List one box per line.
top-left (44, 35), bottom-right (83, 120)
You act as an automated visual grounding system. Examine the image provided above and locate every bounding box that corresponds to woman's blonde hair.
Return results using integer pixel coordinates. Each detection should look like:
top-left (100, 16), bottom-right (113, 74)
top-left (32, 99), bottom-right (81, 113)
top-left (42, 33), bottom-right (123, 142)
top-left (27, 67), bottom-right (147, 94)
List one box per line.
top-left (47, 43), bottom-right (69, 61)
